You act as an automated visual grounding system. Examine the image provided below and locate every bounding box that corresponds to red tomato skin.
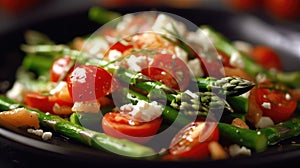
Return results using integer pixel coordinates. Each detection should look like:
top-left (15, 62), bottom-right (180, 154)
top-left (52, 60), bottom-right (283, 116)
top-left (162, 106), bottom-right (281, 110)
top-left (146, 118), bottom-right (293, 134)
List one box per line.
top-left (50, 56), bottom-right (74, 82)
top-left (25, 91), bottom-right (54, 113)
top-left (25, 91), bottom-right (73, 114)
top-left (102, 112), bottom-right (162, 144)
top-left (109, 41), bottom-right (133, 53)
top-left (256, 87), bottom-right (297, 123)
top-left (141, 53), bottom-right (190, 91)
top-left (67, 65), bottom-right (118, 102)
top-left (264, 0), bottom-right (300, 20)
top-left (168, 121), bottom-right (219, 160)
top-left (250, 46), bottom-right (283, 71)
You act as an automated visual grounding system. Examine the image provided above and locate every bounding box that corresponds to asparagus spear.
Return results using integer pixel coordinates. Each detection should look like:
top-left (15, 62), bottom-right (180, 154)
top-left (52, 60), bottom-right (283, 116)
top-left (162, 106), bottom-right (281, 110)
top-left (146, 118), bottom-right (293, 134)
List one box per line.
top-left (196, 76), bottom-right (255, 96)
top-left (199, 25), bottom-right (300, 89)
top-left (218, 122), bottom-right (268, 152)
top-left (0, 96), bottom-right (156, 158)
top-left (260, 117), bottom-right (300, 145)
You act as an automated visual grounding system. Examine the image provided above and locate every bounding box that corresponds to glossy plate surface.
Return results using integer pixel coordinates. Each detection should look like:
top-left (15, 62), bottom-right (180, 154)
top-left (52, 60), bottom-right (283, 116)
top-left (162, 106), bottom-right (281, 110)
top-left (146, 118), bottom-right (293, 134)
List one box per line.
top-left (1, 5), bottom-right (300, 168)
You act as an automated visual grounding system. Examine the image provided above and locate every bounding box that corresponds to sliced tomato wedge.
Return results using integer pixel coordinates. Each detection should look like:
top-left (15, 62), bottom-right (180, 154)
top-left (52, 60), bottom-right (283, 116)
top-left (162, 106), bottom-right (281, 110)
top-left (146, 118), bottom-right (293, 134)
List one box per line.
top-left (141, 53), bottom-right (190, 91)
top-left (50, 56), bottom-right (74, 82)
top-left (102, 112), bottom-right (163, 144)
top-left (165, 121), bottom-right (219, 160)
top-left (256, 84), bottom-right (297, 123)
top-left (66, 65), bottom-right (119, 102)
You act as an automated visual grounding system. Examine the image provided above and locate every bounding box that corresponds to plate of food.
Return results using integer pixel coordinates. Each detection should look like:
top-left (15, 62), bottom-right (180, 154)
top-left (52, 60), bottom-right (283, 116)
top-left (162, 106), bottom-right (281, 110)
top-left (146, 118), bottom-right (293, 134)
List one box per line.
top-left (1, 4), bottom-right (300, 168)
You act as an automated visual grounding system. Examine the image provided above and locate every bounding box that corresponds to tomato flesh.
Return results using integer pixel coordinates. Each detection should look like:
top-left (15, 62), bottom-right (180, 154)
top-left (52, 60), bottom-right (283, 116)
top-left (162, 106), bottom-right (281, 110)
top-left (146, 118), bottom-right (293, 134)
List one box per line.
top-left (102, 112), bottom-right (162, 144)
top-left (168, 121), bottom-right (219, 160)
top-left (50, 56), bottom-right (74, 82)
top-left (256, 86), bottom-right (297, 123)
top-left (141, 53), bottom-right (190, 91)
top-left (250, 46), bottom-right (282, 71)
top-left (67, 65), bottom-right (118, 102)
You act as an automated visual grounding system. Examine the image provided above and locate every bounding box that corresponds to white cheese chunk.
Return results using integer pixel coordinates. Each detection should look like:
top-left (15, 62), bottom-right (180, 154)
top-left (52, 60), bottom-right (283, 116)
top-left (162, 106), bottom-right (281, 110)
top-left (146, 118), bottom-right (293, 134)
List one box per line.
top-left (187, 58), bottom-right (204, 77)
top-left (230, 52), bottom-right (244, 69)
top-left (152, 14), bottom-right (187, 38)
top-left (120, 100), bottom-right (162, 122)
top-left (6, 82), bottom-right (25, 103)
top-left (228, 144), bottom-right (251, 157)
top-left (42, 132), bottom-right (53, 141)
top-left (255, 116), bottom-right (274, 128)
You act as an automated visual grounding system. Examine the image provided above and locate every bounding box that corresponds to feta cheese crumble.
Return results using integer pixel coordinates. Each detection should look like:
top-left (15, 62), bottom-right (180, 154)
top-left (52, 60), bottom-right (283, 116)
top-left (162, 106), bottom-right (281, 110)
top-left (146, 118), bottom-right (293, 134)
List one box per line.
top-left (255, 116), bottom-right (274, 128)
top-left (229, 52), bottom-right (244, 69)
top-left (228, 144), bottom-right (251, 157)
top-left (120, 100), bottom-right (163, 122)
top-left (261, 102), bottom-right (271, 110)
top-left (27, 128), bottom-right (53, 141)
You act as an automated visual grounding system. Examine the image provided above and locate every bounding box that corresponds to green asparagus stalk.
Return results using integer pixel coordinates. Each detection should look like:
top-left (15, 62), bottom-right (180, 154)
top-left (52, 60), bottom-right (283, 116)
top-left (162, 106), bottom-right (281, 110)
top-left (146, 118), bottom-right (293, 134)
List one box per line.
top-left (0, 96), bottom-right (156, 158)
top-left (199, 25), bottom-right (300, 88)
top-left (260, 117), bottom-right (300, 145)
top-left (218, 122), bottom-right (268, 152)
top-left (196, 76), bottom-right (255, 96)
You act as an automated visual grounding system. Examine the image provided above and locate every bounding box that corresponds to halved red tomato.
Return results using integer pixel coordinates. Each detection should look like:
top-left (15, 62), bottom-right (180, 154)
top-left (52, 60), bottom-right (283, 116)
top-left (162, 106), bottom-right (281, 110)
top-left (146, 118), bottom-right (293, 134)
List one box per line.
top-left (66, 65), bottom-right (119, 102)
top-left (165, 121), bottom-right (219, 160)
top-left (141, 53), bottom-right (190, 91)
top-left (256, 84), bottom-right (297, 123)
top-left (50, 56), bottom-right (74, 82)
top-left (102, 112), bottom-right (163, 144)
top-left (250, 45), bottom-right (283, 71)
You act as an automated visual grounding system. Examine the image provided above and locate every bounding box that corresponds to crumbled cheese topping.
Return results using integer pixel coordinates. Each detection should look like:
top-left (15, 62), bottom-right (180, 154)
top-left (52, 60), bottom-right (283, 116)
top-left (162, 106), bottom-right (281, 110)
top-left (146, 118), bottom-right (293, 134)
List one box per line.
top-left (6, 81), bottom-right (25, 103)
top-left (107, 49), bottom-right (122, 62)
top-left (50, 81), bottom-right (67, 95)
top-left (42, 132), bottom-right (53, 141)
top-left (125, 55), bottom-right (150, 72)
top-left (228, 144), bottom-right (251, 157)
top-left (120, 100), bottom-right (162, 122)
top-left (71, 67), bottom-right (87, 83)
top-left (261, 102), bottom-right (271, 110)
top-left (285, 93), bottom-right (291, 101)
top-left (152, 14), bottom-right (187, 38)
top-left (72, 100), bottom-right (100, 113)
top-left (174, 46), bottom-right (188, 63)
top-left (255, 116), bottom-right (274, 128)
top-left (232, 40), bottom-right (253, 55)
top-left (187, 58), bottom-right (204, 77)
top-left (229, 52), bottom-right (244, 69)
top-left (27, 128), bottom-right (53, 141)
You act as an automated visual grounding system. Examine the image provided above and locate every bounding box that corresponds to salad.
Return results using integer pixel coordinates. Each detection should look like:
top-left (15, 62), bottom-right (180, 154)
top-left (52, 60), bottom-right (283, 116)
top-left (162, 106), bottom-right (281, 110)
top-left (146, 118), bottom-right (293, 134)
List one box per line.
top-left (1, 6), bottom-right (300, 161)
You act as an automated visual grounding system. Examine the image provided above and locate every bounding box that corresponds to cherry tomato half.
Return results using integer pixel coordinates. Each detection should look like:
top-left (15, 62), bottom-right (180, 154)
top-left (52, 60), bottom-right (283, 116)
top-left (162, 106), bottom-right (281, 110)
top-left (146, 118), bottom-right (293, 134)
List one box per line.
top-left (141, 53), bottom-right (190, 91)
top-left (167, 121), bottom-right (219, 160)
top-left (250, 45), bottom-right (283, 71)
top-left (66, 65), bottom-right (119, 102)
top-left (50, 56), bottom-right (74, 82)
top-left (256, 85), bottom-right (297, 123)
top-left (102, 112), bottom-right (163, 144)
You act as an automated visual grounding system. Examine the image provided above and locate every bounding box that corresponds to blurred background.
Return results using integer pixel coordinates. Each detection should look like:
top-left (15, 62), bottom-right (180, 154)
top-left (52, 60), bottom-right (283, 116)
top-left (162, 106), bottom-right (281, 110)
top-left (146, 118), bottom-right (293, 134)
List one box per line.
top-left (1, 0), bottom-right (300, 33)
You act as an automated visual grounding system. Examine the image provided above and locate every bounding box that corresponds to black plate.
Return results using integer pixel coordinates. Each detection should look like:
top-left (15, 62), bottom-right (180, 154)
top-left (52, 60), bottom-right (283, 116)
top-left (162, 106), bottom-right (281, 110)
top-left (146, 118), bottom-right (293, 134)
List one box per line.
top-left (1, 4), bottom-right (300, 168)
